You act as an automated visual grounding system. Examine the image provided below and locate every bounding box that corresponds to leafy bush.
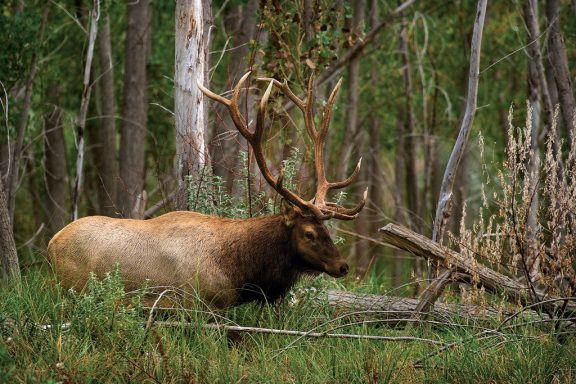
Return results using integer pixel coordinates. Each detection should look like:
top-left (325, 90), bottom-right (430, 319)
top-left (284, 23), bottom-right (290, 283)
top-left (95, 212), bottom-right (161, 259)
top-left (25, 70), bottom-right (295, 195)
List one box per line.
top-left (186, 147), bottom-right (302, 218)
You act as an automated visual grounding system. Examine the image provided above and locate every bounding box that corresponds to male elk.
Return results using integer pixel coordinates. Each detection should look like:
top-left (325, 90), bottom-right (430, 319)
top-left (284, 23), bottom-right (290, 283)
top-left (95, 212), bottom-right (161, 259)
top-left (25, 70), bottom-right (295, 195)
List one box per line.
top-left (48, 72), bottom-right (366, 309)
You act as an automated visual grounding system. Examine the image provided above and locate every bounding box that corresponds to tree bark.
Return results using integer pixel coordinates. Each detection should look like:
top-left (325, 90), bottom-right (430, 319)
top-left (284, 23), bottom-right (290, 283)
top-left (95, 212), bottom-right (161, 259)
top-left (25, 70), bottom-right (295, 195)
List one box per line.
top-left (320, 289), bottom-right (549, 324)
top-left (399, 15), bottom-right (419, 231)
top-left (431, 0), bottom-right (487, 245)
top-left (25, 150), bottom-right (45, 243)
top-left (175, 0), bottom-right (213, 210)
top-left (0, 176), bottom-right (19, 279)
top-left (524, 0), bottom-right (554, 132)
top-left (6, 4), bottom-right (50, 225)
top-left (117, 0), bottom-right (151, 218)
top-left (524, 0), bottom-right (543, 284)
top-left (71, 0), bottom-right (99, 220)
top-left (545, 0), bottom-right (575, 141)
top-left (94, 15), bottom-right (118, 217)
top-left (359, 0), bottom-right (385, 281)
top-left (302, 0), bottom-right (315, 42)
top-left (44, 100), bottom-right (68, 236)
top-left (393, 113), bottom-right (407, 288)
top-left (399, 12), bottom-right (423, 292)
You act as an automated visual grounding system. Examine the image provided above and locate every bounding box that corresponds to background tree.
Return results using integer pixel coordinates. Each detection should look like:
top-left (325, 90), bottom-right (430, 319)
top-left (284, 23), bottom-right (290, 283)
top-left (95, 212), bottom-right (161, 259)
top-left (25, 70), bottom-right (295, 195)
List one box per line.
top-left (0, 176), bottom-right (19, 278)
top-left (91, 11), bottom-right (118, 217)
top-left (117, 0), bottom-right (151, 218)
top-left (174, 0), bottom-right (213, 210)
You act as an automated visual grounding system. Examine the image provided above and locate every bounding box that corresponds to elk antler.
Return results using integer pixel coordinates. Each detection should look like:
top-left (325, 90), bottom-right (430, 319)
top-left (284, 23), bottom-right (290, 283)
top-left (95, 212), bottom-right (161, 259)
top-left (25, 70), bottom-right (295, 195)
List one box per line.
top-left (198, 72), bottom-right (366, 220)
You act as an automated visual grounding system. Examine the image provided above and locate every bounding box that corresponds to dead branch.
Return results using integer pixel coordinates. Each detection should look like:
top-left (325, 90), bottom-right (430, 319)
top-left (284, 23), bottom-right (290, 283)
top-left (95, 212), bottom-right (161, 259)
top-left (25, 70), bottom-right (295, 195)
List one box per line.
top-left (419, 0), bottom-right (487, 316)
top-left (379, 223), bottom-right (576, 315)
top-left (152, 321), bottom-right (444, 345)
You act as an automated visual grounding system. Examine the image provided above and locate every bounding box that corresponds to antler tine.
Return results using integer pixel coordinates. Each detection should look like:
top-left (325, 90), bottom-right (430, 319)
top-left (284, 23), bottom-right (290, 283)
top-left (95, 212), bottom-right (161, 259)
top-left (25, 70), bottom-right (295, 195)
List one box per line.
top-left (312, 78), bottom-right (345, 206)
top-left (256, 77), bottom-right (306, 110)
top-left (198, 71), bottom-right (252, 139)
top-left (319, 78), bottom-right (342, 141)
top-left (253, 80), bottom-right (274, 143)
top-left (328, 157), bottom-right (362, 190)
top-left (323, 187), bottom-right (368, 220)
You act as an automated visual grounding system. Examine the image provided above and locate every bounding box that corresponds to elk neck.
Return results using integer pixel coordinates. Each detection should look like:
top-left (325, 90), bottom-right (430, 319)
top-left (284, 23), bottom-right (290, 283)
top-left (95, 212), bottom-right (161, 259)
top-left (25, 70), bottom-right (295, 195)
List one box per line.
top-left (219, 213), bottom-right (311, 305)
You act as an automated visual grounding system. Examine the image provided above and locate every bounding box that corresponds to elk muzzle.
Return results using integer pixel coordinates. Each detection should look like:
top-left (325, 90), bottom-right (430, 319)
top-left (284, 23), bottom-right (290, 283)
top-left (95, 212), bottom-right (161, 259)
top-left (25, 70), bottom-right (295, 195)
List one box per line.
top-left (325, 259), bottom-right (349, 277)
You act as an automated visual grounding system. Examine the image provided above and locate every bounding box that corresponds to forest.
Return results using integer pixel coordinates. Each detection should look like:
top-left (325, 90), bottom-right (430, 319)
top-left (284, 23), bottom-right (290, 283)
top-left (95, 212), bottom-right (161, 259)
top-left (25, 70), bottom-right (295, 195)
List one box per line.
top-left (1, 0), bottom-right (575, 382)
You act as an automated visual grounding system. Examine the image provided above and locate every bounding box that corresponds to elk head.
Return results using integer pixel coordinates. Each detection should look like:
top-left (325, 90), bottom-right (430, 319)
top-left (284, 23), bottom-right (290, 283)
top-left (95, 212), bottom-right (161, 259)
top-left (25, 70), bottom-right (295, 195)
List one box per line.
top-left (198, 72), bottom-right (366, 278)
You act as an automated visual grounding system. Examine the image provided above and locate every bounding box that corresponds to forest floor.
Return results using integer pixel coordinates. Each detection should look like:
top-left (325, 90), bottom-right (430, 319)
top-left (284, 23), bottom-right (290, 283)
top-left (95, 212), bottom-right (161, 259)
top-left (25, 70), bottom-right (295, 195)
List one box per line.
top-left (0, 267), bottom-right (575, 383)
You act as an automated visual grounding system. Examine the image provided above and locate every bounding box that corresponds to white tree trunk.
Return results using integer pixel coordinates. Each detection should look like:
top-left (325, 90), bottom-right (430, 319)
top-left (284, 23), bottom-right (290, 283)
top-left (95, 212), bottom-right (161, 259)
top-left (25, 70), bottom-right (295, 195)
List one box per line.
top-left (175, 0), bottom-right (212, 209)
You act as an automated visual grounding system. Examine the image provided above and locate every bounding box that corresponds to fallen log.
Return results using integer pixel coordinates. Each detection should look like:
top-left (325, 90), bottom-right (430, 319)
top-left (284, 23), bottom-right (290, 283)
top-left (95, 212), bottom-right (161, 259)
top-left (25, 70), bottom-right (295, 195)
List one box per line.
top-left (378, 223), bottom-right (576, 315)
top-left (318, 289), bottom-right (567, 327)
top-left (322, 289), bottom-right (503, 323)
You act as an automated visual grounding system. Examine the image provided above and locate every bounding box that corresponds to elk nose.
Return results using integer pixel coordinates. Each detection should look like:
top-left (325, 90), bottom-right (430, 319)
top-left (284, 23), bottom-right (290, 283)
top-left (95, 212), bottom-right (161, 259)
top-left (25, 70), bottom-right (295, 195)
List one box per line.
top-left (339, 263), bottom-right (349, 276)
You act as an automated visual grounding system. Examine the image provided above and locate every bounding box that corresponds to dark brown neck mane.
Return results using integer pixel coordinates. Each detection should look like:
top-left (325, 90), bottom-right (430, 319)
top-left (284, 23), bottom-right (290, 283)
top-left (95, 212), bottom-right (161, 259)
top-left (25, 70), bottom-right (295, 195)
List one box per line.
top-left (219, 214), bottom-right (313, 305)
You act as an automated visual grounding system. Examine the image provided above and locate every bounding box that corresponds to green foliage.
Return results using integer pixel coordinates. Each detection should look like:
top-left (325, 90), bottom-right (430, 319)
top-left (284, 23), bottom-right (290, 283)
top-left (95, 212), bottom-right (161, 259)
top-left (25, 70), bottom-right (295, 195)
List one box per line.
top-left (67, 267), bottom-right (146, 345)
top-left (1, 268), bottom-right (575, 382)
top-left (186, 147), bottom-right (304, 218)
top-left (0, 4), bottom-right (40, 91)
top-left (260, 1), bottom-right (347, 81)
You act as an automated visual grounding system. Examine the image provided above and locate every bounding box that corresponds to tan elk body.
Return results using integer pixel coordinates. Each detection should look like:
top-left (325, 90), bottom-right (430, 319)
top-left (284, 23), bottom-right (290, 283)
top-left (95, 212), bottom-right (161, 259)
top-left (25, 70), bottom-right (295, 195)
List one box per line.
top-left (49, 73), bottom-right (366, 309)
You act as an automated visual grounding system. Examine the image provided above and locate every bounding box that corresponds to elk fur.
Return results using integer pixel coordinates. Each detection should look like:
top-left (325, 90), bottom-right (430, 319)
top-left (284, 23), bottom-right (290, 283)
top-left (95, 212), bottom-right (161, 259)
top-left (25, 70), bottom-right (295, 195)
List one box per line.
top-left (48, 204), bottom-right (347, 309)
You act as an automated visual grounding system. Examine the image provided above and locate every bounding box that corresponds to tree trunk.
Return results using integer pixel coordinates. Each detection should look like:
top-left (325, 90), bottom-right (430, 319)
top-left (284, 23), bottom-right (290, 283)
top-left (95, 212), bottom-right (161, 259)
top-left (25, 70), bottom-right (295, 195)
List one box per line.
top-left (117, 0), bottom-right (151, 218)
top-left (354, 158), bottom-right (370, 279)
top-left (399, 12), bottom-right (423, 292)
top-left (94, 15), bottom-right (118, 217)
top-left (0, 176), bottom-right (19, 279)
top-left (6, 4), bottom-right (50, 225)
top-left (393, 117), bottom-right (408, 289)
top-left (338, 0), bottom-right (367, 277)
top-left (25, 150), bottom-right (45, 248)
top-left (44, 100), bottom-right (69, 236)
top-left (451, 148), bottom-right (468, 237)
top-left (524, 0), bottom-right (542, 284)
top-left (418, 0), bottom-right (488, 314)
top-left (320, 290), bottom-right (549, 324)
top-left (364, 0), bottom-right (386, 280)
top-left (545, 0), bottom-right (575, 141)
top-left (302, 0), bottom-right (315, 42)
top-left (71, 0), bottom-right (99, 220)
top-left (174, 0), bottom-right (213, 210)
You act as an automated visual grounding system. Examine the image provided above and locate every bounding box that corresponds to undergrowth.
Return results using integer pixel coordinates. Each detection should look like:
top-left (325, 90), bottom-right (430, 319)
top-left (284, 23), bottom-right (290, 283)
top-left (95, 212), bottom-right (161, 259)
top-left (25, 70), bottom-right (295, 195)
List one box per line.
top-left (0, 268), bottom-right (574, 383)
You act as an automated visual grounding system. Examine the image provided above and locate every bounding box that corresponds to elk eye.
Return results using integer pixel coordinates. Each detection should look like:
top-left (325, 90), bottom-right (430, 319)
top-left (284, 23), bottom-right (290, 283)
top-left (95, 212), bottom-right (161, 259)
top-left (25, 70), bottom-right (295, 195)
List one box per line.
top-left (305, 231), bottom-right (315, 241)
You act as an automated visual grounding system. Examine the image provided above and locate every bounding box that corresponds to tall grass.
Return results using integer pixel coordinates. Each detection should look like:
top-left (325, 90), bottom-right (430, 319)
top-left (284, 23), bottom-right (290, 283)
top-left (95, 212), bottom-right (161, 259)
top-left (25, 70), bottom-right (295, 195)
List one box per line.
top-left (1, 268), bottom-right (574, 383)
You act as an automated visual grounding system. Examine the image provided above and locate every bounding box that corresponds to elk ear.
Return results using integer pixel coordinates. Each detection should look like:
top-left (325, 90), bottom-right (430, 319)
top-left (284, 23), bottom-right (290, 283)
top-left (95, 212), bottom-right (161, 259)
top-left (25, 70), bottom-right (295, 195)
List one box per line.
top-left (281, 200), bottom-right (301, 228)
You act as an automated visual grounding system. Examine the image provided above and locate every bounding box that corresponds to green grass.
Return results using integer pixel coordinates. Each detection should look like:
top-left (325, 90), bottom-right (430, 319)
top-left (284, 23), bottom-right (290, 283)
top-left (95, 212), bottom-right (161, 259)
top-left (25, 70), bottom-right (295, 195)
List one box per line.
top-left (0, 268), bottom-right (574, 383)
